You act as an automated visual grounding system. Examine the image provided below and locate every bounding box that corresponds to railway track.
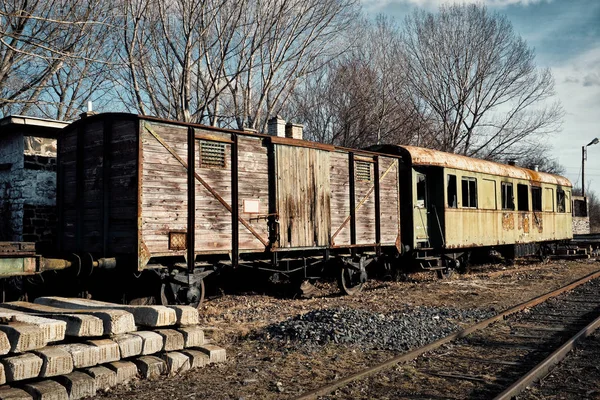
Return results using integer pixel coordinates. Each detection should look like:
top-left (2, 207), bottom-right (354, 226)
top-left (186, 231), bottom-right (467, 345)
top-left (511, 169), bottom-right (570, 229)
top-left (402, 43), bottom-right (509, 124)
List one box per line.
top-left (295, 269), bottom-right (600, 400)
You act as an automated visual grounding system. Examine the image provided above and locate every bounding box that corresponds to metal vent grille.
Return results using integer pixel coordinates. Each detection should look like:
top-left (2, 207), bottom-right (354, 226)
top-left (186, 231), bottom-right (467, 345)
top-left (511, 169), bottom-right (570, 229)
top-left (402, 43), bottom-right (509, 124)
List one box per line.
top-left (355, 161), bottom-right (372, 182)
top-left (169, 231), bottom-right (187, 250)
top-left (199, 141), bottom-right (226, 168)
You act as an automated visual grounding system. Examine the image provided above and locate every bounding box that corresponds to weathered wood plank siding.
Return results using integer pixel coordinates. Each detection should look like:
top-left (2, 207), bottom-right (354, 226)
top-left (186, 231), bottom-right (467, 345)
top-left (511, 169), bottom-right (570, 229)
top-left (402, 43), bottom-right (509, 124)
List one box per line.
top-left (329, 152), bottom-right (351, 246)
top-left (140, 122), bottom-right (189, 256)
top-left (237, 136), bottom-right (269, 250)
top-left (58, 118), bottom-right (138, 256)
top-left (58, 126), bottom-right (78, 252)
top-left (140, 123), bottom-right (235, 256)
top-left (107, 120), bottom-right (138, 254)
top-left (275, 145), bottom-right (331, 248)
top-left (192, 129), bottom-right (232, 251)
top-left (378, 157), bottom-right (400, 245)
top-left (355, 157), bottom-right (376, 245)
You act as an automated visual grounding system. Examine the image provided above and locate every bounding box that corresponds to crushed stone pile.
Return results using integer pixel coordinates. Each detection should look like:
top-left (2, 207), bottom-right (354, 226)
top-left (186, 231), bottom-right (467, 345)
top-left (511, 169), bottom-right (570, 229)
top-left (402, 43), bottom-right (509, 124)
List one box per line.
top-left (262, 306), bottom-right (494, 352)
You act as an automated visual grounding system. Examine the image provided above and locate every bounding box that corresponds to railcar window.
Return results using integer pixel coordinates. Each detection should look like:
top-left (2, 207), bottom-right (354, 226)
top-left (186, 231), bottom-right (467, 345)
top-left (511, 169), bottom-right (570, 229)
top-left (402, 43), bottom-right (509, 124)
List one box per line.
top-left (557, 189), bottom-right (566, 212)
top-left (199, 140), bottom-right (226, 168)
top-left (355, 161), bottom-right (372, 182)
top-left (501, 182), bottom-right (514, 210)
top-left (532, 187), bottom-right (542, 211)
top-left (517, 184), bottom-right (529, 211)
top-left (416, 174), bottom-right (427, 208)
top-left (461, 177), bottom-right (477, 208)
top-left (447, 174), bottom-right (457, 208)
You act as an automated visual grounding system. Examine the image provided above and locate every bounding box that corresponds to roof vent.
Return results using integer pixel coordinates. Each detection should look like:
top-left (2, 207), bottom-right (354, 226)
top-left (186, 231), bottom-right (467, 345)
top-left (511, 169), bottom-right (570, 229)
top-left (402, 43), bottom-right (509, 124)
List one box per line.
top-left (507, 160), bottom-right (516, 166)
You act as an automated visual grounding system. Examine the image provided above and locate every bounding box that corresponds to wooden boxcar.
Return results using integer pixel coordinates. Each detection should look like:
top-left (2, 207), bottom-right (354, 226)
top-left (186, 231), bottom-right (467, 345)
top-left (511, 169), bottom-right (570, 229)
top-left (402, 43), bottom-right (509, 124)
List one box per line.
top-left (374, 145), bottom-right (573, 274)
top-left (56, 114), bottom-right (402, 304)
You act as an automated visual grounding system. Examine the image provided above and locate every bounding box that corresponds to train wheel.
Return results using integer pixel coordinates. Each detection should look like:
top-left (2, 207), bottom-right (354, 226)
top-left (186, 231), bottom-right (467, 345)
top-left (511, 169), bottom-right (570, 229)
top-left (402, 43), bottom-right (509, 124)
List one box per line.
top-left (537, 245), bottom-right (550, 264)
top-left (436, 268), bottom-right (454, 280)
top-left (160, 279), bottom-right (205, 309)
top-left (338, 265), bottom-right (366, 295)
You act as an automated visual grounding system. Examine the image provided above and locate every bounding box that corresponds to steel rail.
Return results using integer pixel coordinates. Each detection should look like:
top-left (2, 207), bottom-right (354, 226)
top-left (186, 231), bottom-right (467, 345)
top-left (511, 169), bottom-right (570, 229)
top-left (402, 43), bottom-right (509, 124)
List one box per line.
top-left (494, 304), bottom-right (600, 399)
top-left (294, 268), bottom-right (600, 400)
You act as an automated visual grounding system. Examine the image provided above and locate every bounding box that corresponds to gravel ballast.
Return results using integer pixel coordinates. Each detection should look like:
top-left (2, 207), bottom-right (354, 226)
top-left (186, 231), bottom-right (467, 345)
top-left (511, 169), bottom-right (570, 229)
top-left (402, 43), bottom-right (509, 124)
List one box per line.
top-left (262, 306), bottom-right (494, 352)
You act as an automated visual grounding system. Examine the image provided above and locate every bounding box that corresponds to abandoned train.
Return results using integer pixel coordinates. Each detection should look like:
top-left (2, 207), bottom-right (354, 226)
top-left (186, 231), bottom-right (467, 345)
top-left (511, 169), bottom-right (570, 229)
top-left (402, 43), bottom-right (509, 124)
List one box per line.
top-left (0, 113), bottom-right (574, 306)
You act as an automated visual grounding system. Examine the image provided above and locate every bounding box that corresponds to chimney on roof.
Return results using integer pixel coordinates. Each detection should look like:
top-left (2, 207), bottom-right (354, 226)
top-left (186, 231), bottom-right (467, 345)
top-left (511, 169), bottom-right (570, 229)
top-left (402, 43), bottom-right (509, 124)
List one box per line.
top-left (285, 122), bottom-right (303, 140)
top-left (533, 164), bottom-right (539, 172)
top-left (267, 115), bottom-right (286, 138)
top-left (79, 101), bottom-right (97, 119)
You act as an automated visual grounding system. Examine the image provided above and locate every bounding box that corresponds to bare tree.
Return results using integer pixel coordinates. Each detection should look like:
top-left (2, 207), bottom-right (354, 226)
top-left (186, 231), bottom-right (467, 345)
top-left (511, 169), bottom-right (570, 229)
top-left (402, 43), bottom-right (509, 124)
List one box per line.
top-left (289, 16), bottom-right (433, 148)
top-left (402, 4), bottom-right (563, 159)
top-left (115, 0), bottom-right (358, 128)
top-left (0, 0), bottom-right (113, 118)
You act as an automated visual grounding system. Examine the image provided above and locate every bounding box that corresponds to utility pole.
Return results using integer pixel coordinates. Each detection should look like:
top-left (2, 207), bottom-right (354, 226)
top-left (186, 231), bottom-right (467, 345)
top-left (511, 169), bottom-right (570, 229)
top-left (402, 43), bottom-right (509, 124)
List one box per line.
top-left (583, 138), bottom-right (599, 197)
top-left (583, 145), bottom-right (586, 197)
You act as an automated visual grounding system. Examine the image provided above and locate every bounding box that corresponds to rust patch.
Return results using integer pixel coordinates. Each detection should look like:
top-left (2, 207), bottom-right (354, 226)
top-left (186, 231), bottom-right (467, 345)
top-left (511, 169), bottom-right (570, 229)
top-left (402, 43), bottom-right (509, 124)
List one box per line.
top-left (402, 145), bottom-right (571, 187)
top-left (502, 213), bottom-right (515, 231)
top-left (519, 213), bottom-right (530, 234)
top-left (533, 213), bottom-right (543, 233)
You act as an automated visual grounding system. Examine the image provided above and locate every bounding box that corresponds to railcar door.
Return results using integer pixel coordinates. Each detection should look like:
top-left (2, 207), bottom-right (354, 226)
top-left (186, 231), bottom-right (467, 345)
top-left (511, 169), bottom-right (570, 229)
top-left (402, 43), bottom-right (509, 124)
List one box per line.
top-left (413, 168), bottom-right (445, 249)
top-left (414, 172), bottom-right (430, 247)
top-left (274, 145), bottom-right (332, 248)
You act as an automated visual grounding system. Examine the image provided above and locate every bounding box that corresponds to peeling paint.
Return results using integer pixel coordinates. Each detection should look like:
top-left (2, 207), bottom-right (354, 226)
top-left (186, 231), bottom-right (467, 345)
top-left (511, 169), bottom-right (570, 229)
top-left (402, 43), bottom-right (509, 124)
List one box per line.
top-left (502, 213), bottom-right (515, 231)
top-left (401, 146), bottom-right (571, 187)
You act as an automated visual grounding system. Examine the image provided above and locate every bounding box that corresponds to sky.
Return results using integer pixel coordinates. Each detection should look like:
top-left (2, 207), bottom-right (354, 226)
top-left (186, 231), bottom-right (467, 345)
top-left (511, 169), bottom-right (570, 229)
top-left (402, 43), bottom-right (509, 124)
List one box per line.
top-left (361, 0), bottom-right (600, 196)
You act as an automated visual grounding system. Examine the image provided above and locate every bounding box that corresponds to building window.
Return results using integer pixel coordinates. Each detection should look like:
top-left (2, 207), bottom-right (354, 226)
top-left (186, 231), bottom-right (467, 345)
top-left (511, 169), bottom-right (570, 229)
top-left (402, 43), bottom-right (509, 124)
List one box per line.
top-left (532, 186), bottom-right (542, 211)
top-left (501, 182), bottom-right (514, 210)
top-left (447, 174), bottom-right (457, 208)
top-left (199, 141), bottom-right (226, 168)
top-left (573, 198), bottom-right (587, 217)
top-left (355, 161), bottom-right (372, 182)
top-left (517, 184), bottom-right (529, 211)
top-left (461, 177), bottom-right (477, 208)
top-left (557, 189), bottom-right (566, 212)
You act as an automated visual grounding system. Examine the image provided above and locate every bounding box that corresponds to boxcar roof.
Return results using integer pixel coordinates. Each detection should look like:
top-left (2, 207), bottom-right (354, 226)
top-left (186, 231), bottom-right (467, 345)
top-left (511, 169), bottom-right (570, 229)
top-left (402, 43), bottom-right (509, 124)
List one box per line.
top-left (376, 144), bottom-right (571, 187)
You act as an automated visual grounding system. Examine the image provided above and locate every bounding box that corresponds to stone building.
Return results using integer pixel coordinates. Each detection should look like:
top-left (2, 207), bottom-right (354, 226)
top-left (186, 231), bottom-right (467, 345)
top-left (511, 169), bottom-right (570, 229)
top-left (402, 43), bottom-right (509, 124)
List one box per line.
top-left (572, 195), bottom-right (590, 235)
top-left (0, 116), bottom-right (67, 252)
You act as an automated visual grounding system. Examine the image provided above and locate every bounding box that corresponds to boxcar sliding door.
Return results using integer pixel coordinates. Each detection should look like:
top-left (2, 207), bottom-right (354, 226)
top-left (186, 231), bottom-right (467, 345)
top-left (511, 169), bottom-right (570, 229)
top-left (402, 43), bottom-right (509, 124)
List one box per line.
top-left (275, 145), bottom-right (331, 248)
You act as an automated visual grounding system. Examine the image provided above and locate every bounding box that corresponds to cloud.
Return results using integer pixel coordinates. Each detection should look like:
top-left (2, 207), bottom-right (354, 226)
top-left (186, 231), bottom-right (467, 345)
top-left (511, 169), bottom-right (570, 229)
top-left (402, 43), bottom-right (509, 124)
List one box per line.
top-left (549, 45), bottom-right (600, 192)
top-left (361, 0), bottom-right (551, 11)
top-left (583, 73), bottom-right (600, 87)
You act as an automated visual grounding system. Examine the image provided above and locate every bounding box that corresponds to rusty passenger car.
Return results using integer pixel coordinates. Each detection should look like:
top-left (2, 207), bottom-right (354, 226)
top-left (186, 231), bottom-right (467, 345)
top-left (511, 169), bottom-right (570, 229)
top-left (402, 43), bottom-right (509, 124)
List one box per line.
top-left (375, 145), bottom-right (573, 275)
top-left (56, 113), bottom-right (402, 305)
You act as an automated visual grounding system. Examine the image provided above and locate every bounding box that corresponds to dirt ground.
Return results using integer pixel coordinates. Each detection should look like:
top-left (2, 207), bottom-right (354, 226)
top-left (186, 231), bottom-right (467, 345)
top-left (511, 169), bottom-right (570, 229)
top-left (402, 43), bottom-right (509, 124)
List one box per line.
top-left (96, 258), bottom-right (600, 400)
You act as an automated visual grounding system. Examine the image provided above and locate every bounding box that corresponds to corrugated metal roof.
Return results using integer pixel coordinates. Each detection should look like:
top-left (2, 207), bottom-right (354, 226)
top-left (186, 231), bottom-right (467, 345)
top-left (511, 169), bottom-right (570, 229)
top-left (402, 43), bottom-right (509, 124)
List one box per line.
top-left (400, 145), bottom-right (572, 187)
